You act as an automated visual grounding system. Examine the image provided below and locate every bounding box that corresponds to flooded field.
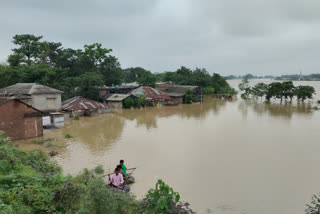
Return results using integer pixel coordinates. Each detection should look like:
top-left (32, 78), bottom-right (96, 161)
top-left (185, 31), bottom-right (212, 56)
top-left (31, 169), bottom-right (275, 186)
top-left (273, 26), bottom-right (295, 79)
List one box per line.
top-left (16, 82), bottom-right (320, 214)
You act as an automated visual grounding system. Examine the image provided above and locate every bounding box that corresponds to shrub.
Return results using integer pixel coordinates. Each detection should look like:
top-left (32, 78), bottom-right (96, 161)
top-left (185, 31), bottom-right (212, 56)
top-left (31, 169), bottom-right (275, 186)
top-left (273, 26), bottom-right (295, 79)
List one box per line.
top-left (123, 97), bottom-right (135, 108)
top-left (202, 87), bottom-right (215, 95)
top-left (143, 179), bottom-right (180, 214)
top-left (136, 95), bottom-right (146, 108)
top-left (65, 134), bottom-right (73, 138)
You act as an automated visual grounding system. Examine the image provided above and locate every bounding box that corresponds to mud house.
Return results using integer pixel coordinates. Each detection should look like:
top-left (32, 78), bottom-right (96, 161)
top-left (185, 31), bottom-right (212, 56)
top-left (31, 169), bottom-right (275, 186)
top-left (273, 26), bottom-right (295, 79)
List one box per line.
top-left (0, 97), bottom-right (43, 140)
top-left (106, 94), bottom-right (131, 109)
top-left (0, 83), bottom-right (62, 112)
top-left (156, 84), bottom-right (200, 104)
top-left (129, 86), bottom-right (172, 106)
top-left (62, 96), bottom-right (109, 117)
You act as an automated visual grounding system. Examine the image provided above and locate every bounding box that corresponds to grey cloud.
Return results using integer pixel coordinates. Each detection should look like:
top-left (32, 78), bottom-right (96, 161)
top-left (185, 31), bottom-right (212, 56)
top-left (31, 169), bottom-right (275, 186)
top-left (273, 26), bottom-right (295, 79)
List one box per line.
top-left (0, 0), bottom-right (319, 75)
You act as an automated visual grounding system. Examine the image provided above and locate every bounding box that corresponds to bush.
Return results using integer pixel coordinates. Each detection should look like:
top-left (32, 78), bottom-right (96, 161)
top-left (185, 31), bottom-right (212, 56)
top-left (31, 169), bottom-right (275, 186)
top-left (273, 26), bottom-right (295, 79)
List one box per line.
top-left (0, 132), bottom-right (193, 214)
top-left (202, 87), bottom-right (215, 95)
top-left (123, 97), bottom-right (135, 108)
top-left (65, 134), bottom-right (73, 138)
top-left (135, 95), bottom-right (146, 108)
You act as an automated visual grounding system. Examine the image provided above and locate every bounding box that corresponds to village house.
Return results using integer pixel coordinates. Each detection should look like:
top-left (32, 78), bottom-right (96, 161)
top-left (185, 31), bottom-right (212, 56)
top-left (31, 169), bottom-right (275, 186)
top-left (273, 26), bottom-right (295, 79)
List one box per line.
top-left (156, 84), bottom-right (200, 104)
top-left (0, 83), bottom-right (63, 112)
top-left (99, 85), bottom-right (138, 102)
top-left (0, 98), bottom-right (43, 140)
top-left (106, 94), bottom-right (131, 109)
top-left (129, 86), bottom-right (172, 106)
top-left (62, 96), bottom-right (109, 117)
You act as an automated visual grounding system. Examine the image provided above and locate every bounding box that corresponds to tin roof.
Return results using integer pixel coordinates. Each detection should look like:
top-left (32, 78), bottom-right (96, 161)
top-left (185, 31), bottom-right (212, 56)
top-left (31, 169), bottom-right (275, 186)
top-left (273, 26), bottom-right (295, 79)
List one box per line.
top-left (130, 86), bottom-right (172, 101)
top-left (0, 83), bottom-right (62, 95)
top-left (166, 85), bottom-right (198, 97)
top-left (107, 94), bottom-right (130, 101)
top-left (62, 96), bottom-right (108, 111)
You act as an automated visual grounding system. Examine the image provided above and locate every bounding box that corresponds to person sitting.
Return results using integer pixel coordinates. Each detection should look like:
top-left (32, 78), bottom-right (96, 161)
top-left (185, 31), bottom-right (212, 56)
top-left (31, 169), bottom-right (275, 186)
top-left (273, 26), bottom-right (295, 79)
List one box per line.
top-left (120, 160), bottom-right (128, 177)
top-left (116, 164), bottom-right (125, 176)
top-left (109, 167), bottom-right (124, 188)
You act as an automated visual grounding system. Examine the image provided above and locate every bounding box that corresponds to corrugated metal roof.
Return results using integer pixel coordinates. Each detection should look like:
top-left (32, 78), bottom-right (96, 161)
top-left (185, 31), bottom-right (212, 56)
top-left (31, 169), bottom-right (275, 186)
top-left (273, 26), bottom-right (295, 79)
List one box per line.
top-left (0, 83), bottom-right (62, 95)
top-left (130, 86), bottom-right (172, 101)
top-left (62, 96), bottom-right (108, 111)
top-left (166, 85), bottom-right (198, 95)
top-left (107, 94), bottom-right (130, 101)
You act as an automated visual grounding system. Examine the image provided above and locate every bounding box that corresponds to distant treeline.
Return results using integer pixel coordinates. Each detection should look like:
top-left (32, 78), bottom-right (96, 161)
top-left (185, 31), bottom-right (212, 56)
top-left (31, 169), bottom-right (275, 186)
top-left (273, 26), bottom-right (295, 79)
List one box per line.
top-left (225, 73), bottom-right (320, 81)
top-left (0, 34), bottom-right (235, 101)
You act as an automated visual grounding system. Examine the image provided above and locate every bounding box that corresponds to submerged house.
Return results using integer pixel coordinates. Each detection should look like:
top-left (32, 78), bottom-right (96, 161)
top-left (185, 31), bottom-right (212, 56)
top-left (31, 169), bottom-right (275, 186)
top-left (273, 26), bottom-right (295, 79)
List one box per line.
top-left (62, 96), bottom-right (109, 117)
top-left (99, 85), bottom-right (138, 102)
top-left (0, 97), bottom-right (43, 140)
top-left (156, 84), bottom-right (200, 104)
top-left (129, 86), bottom-right (172, 106)
top-left (106, 94), bottom-right (131, 109)
top-left (0, 83), bottom-right (62, 112)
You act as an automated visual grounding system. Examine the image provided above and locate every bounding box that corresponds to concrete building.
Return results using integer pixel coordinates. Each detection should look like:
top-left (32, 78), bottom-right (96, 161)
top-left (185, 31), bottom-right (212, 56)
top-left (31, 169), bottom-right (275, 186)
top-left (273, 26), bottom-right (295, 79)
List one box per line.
top-left (0, 83), bottom-right (63, 112)
top-left (62, 96), bottom-right (109, 117)
top-left (106, 94), bottom-right (131, 109)
top-left (0, 98), bottom-right (43, 140)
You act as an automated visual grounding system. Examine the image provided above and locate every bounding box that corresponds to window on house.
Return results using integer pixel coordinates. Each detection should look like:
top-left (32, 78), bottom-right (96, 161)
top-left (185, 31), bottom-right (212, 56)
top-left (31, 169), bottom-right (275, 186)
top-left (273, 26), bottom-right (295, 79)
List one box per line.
top-left (47, 98), bottom-right (56, 109)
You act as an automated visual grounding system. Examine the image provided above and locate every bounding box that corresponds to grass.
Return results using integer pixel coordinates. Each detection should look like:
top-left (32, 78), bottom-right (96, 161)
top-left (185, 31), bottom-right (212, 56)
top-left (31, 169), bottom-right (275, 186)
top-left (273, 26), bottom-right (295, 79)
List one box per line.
top-left (65, 134), bottom-right (73, 138)
top-left (32, 138), bottom-right (55, 145)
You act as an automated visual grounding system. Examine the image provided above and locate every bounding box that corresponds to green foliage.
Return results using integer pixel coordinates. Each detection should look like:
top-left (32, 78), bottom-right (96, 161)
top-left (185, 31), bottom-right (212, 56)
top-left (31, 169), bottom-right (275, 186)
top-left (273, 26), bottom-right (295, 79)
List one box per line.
top-left (245, 81), bottom-right (315, 102)
top-left (65, 134), bottom-right (73, 138)
top-left (74, 116), bottom-right (80, 120)
top-left (143, 179), bottom-right (180, 214)
top-left (0, 132), bottom-right (191, 213)
top-left (160, 66), bottom-right (235, 94)
top-left (306, 194), bottom-right (320, 214)
top-left (295, 85), bottom-right (315, 101)
top-left (94, 165), bottom-right (104, 175)
top-left (123, 97), bottom-right (135, 108)
top-left (238, 76), bottom-right (251, 99)
top-left (137, 72), bottom-right (157, 87)
top-left (202, 87), bottom-right (215, 95)
top-left (136, 95), bottom-right (147, 108)
top-left (251, 83), bottom-right (268, 100)
top-left (184, 89), bottom-right (195, 104)
top-left (31, 138), bottom-right (55, 145)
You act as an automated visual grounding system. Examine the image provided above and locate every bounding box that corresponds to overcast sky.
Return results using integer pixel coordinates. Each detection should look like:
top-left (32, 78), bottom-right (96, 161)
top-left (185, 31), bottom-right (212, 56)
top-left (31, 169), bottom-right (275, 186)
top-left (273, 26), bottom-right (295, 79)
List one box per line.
top-left (0, 0), bottom-right (320, 76)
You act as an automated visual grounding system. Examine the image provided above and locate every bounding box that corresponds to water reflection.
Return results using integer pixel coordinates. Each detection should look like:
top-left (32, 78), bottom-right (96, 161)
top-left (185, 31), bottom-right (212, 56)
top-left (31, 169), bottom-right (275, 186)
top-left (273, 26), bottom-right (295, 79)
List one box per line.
top-left (238, 100), bottom-right (313, 119)
top-left (118, 98), bottom-right (229, 129)
top-left (15, 97), bottom-right (320, 214)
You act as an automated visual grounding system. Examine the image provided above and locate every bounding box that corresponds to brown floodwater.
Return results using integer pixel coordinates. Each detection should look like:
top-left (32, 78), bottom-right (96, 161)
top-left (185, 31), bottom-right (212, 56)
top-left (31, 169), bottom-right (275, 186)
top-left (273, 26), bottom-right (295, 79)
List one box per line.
top-left (16, 82), bottom-right (320, 214)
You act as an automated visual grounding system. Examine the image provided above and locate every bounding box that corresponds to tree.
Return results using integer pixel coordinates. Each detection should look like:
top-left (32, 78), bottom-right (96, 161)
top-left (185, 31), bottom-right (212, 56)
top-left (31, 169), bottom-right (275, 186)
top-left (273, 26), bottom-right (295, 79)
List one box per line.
top-left (123, 67), bottom-right (151, 83)
top-left (184, 89), bottom-right (195, 104)
top-left (202, 87), bottom-right (215, 95)
top-left (137, 72), bottom-right (157, 87)
top-left (238, 76), bottom-right (251, 99)
top-left (281, 81), bottom-right (295, 101)
top-left (11, 34), bottom-right (43, 65)
top-left (294, 85), bottom-right (315, 101)
top-left (123, 97), bottom-right (135, 108)
top-left (78, 72), bottom-right (104, 100)
top-left (251, 83), bottom-right (268, 100)
top-left (265, 82), bottom-right (283, 101)
top-left (135, 95), bottom-right (146, 108)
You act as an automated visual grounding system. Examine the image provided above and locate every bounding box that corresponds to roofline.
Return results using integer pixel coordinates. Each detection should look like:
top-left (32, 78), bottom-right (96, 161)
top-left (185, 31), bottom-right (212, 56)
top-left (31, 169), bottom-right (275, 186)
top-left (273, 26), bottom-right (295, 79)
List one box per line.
top-left (0, 98), bottom-right (43, 113)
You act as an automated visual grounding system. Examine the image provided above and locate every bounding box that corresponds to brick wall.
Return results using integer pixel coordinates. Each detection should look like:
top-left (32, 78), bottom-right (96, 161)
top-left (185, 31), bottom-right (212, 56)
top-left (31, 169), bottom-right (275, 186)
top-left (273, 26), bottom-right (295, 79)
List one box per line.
top-left (0, 100), bottom-right (43, 140)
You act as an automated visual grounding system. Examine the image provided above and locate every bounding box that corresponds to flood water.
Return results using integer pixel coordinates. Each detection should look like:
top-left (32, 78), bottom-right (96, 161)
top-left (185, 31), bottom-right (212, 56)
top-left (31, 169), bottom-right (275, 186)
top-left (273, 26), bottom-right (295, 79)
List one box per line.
top-left (16, 80), bottom-right (320, 214)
